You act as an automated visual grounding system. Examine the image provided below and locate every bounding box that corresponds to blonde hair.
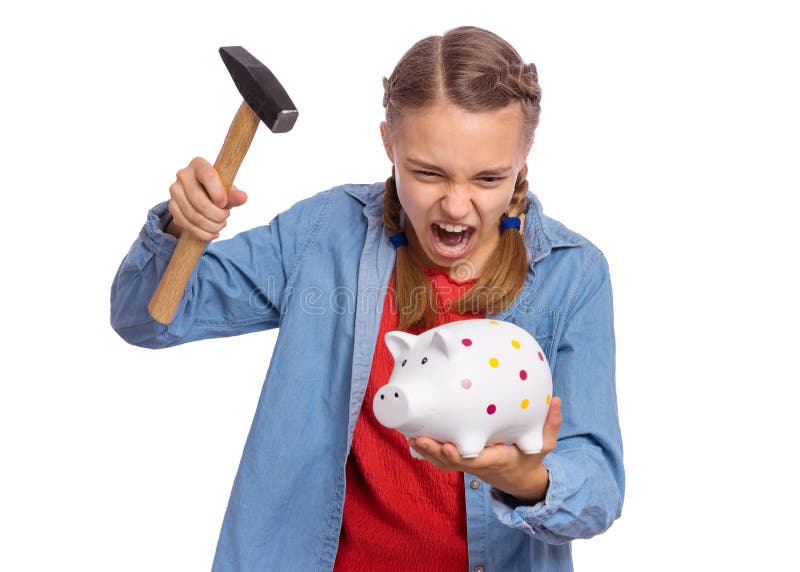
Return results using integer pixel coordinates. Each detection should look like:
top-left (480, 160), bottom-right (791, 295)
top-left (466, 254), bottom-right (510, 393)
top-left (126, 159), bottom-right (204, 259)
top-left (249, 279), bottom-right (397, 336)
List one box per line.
top-left (381, 26), bottom-right (542, 331)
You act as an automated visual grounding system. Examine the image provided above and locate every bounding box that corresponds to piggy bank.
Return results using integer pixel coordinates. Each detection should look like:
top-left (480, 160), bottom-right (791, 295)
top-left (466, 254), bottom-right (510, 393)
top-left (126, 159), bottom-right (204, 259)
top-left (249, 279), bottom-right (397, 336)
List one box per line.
top-left (373, 318), bottom-right (553, 459)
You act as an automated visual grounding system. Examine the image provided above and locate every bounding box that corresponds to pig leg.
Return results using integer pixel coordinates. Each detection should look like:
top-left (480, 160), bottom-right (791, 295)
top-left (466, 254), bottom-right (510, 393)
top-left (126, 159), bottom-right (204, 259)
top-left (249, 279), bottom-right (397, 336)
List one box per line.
top-left (454, 435), bottom-right (486, 459)
top-left (516, 429), bottom-right (544, 455)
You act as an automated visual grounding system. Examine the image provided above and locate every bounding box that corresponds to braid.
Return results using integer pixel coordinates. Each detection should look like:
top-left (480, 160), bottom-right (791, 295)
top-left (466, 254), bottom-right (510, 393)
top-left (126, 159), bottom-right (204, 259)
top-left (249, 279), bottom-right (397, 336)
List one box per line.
top-left (501, 63), bottom-right (542, 128)
top-left (510, 163), bottom-right (529, 212)
top-left (381, 166), bottom-right (403, 235)
top-left (382, 167), bottom-right (436, 331)
top-left (506, 162), bottom-right (530, 228)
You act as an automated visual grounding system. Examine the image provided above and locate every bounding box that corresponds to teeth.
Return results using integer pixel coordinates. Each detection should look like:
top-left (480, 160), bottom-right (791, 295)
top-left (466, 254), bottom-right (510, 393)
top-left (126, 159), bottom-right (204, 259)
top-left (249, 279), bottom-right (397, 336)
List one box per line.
top-left (436, 222), bottom-right (470, 233)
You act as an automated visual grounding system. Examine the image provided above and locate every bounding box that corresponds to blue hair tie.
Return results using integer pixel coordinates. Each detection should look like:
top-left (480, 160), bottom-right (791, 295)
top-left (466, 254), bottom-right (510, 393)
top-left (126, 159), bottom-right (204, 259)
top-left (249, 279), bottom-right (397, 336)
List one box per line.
top-left (389, 232), bottom-right (408, 248)
top-left (500, 216), bottom-right (521, 231)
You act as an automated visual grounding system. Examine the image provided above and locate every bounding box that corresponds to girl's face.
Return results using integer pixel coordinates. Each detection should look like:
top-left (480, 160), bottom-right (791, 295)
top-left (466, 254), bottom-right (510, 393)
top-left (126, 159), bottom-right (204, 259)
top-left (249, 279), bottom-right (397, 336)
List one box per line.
top-left (381, 98), bottom-right (532, 279)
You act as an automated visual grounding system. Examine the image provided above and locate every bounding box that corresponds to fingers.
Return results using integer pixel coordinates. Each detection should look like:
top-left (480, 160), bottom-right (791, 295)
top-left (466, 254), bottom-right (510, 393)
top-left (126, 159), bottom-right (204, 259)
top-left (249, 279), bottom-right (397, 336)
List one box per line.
top-left (177, 160), bottom-right (229, 222)
top-left (168, 157), bottom-right (248, 242)
top-left (190, 157), bottom-right (228, 208)
top-left (410, 436), bottom-right (509, 471)
top-left (441, 442), bottom-right (462, 463)
top-left (409, 437), bottom-right (448, 469)
top-left (169, 181), bottom-right (226, 242)
top-left (228, 187), bottom-right (249, 208)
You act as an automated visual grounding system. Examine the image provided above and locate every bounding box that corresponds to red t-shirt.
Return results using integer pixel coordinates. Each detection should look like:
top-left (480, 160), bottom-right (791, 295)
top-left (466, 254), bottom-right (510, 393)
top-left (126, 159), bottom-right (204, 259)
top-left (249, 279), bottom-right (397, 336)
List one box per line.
top-left (333, 265), bottom-right (485, 571)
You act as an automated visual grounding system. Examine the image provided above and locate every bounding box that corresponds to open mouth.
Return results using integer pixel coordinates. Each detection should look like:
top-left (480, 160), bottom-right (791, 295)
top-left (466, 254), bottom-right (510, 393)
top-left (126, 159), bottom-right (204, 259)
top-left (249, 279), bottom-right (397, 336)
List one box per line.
top-left (430, 222), bottom-right (475, 258)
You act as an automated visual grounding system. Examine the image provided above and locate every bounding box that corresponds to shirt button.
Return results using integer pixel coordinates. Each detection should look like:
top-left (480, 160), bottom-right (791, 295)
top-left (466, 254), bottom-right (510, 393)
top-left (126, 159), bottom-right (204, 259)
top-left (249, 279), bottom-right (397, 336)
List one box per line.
top-left (470, 479), bottom-right (481, 489)
top-left (474, 566), bottom-right (485, 572)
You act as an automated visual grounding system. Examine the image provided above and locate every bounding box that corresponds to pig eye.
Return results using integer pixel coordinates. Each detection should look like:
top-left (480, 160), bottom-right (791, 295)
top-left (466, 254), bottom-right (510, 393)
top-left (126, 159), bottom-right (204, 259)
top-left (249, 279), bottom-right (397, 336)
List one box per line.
top-left (421, 357), bottom-right (428, 364)
top-left (401, 359), bottom-right (407, 367)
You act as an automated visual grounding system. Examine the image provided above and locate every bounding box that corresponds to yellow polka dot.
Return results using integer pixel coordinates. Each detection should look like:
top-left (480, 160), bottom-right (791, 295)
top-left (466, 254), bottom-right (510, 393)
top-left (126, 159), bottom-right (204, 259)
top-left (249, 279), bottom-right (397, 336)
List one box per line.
top-left (521, 398), bottom-right (529, 409)
top-left (489, 357), bottom-right (499, 368)
top-left (490, 320), bottom-right (499, 325)
top-left (546, 394), bottom-right (551, 405)
top-left (511, 340), bottom-right (520, 349)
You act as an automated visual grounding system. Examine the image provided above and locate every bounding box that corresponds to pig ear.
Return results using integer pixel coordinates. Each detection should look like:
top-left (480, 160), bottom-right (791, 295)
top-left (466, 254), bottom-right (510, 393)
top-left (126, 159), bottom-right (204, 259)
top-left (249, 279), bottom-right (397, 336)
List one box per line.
top-left (384, 331), bottom-right (417, 359)
top-left (430, 330), bottom-right (454, 359)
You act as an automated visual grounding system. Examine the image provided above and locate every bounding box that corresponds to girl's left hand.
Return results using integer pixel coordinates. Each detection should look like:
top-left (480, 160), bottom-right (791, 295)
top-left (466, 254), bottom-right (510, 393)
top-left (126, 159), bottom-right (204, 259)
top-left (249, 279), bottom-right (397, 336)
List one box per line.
top-left (408, 396), bottom-right (562, 504)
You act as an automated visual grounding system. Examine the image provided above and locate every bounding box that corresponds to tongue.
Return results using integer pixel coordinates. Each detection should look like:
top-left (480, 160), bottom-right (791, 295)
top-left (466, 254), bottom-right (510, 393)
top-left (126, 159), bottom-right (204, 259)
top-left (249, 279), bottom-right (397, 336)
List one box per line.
top-left (437, 226), bottom-right (467, 247)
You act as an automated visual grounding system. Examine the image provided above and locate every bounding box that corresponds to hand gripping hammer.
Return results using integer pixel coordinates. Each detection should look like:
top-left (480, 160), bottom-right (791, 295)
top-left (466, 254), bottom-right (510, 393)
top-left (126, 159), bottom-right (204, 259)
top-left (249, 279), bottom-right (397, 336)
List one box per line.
top-left (148, 46), bottom-right (298, 324)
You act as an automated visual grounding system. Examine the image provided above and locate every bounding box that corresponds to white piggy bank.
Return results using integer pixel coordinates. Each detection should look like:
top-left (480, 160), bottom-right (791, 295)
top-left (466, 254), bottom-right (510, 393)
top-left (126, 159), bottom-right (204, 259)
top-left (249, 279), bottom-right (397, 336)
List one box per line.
top-left (373, 318), bottom-right (553, 459)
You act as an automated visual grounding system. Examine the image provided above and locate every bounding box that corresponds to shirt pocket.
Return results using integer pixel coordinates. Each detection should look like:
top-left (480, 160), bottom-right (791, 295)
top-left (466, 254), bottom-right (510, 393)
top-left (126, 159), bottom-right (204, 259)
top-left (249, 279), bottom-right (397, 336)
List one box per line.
top-left (514, 309), bottom-right (559, 362)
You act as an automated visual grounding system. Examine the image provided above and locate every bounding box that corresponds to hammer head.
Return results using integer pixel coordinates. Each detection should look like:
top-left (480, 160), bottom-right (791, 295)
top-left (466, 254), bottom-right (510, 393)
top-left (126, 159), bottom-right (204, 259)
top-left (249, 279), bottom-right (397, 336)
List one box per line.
top-left (219, 46), bottom-right (298, 133)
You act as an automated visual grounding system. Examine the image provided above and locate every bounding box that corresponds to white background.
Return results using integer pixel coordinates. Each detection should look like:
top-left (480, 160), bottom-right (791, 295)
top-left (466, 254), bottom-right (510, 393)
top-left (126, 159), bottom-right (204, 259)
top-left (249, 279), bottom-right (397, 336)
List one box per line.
top-left (2, 0), bottom-right (798, 570)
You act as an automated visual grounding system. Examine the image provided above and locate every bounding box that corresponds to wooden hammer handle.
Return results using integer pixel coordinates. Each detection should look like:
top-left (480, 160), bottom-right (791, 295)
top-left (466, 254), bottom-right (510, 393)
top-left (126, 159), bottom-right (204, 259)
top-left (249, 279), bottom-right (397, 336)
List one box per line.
top-left (147, 100), bottom-right (261, 324)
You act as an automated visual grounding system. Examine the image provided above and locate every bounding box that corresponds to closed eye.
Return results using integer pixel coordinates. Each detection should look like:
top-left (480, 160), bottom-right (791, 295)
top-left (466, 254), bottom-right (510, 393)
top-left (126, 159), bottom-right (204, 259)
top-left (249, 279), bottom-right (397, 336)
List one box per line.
top-left (414, 170), bottom-right (439, 178)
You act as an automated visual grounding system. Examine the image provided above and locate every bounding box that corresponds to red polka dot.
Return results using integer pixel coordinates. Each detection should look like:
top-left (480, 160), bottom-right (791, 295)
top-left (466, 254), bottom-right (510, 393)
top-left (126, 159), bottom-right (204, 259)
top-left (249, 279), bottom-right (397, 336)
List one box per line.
top-left (462, 338), bottom-right (472, 347)
top-left (538, 351), bottom-right (544, 361)
top-left (519, 369), bottom-right (527, 380)
top-left (487, 404), bottom-right (497, 415)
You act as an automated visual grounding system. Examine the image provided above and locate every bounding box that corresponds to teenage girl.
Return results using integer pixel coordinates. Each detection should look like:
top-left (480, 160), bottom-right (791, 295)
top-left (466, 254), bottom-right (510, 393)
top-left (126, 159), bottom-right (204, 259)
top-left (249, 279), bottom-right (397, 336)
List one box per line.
top-left (111, 25), bottom-right (624, 572)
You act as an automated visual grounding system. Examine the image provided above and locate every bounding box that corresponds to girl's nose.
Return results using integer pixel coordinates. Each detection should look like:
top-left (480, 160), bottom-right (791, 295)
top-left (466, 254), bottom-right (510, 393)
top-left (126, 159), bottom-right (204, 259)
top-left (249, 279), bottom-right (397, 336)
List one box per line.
top-left (440, 184), bottom-right (472, 220)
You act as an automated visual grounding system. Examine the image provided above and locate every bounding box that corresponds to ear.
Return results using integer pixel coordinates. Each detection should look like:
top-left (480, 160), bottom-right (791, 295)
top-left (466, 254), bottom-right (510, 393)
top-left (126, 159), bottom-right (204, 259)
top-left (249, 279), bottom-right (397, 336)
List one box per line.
top-left (380, 121), bottom-right (394, 164)
top-left (430, 329), bottom-right (455, 360)
top-left (384, 330), bottom-right (417, 359)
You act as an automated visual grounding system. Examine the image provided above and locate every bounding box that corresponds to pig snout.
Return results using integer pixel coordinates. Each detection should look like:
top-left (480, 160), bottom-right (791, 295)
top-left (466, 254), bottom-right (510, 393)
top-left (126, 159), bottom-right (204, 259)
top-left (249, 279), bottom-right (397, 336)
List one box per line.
top-left (373, 384), bottom-right (412, 429)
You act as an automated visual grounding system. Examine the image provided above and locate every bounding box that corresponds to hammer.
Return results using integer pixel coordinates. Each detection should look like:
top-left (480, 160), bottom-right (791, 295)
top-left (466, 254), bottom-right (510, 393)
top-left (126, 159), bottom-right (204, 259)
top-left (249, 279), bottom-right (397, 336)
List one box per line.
top-left (148, 46), bottom-right (298, 324)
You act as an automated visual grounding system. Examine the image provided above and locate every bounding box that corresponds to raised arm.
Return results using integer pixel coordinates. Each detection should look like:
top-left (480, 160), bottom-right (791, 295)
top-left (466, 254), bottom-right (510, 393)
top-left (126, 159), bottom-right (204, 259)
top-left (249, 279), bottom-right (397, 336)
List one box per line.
top-left (110, 160), bottom-right (326, 348)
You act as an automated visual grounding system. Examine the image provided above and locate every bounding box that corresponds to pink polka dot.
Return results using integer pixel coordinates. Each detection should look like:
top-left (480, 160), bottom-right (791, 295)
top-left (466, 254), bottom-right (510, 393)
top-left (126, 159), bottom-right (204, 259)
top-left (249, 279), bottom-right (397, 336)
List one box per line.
top-left (487, 404), bottom-right (497, 415)
top-left (519, 369), bottom-right (527, 380)
top-left (462, 338), bottom-right (472, 347)
top-left (461, 378), bottom-right (472, 389)
top-left (538, 351), bottom-right (544, 362)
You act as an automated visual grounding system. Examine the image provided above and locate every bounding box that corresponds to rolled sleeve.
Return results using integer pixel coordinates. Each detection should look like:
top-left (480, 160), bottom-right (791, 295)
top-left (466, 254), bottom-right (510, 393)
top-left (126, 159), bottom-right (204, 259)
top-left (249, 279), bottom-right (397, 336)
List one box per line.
top-left (490, 251), bottom-right (625, 544)
top-left (143, 200), bottom-right (179, 262)
top-left (488, 453), bottom-right (568, 539)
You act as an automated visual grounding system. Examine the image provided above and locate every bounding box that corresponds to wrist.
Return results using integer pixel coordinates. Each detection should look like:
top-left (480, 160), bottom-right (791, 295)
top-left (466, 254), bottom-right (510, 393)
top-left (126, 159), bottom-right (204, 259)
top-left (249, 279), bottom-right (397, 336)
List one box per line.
top-left (502, 463), bottom-right (549, 505)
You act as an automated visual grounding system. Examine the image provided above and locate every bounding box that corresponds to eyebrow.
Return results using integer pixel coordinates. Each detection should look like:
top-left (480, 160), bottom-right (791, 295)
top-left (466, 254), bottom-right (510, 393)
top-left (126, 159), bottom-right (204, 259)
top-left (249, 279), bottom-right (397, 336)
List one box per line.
top-left (405, 157), bottom-right (514, 177)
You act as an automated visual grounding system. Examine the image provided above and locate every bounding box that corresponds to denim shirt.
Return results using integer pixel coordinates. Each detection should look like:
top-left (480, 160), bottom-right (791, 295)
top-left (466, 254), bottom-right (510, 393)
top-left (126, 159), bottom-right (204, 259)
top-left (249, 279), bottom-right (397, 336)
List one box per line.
top-left (110, 182), bottom-right (624, 572)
